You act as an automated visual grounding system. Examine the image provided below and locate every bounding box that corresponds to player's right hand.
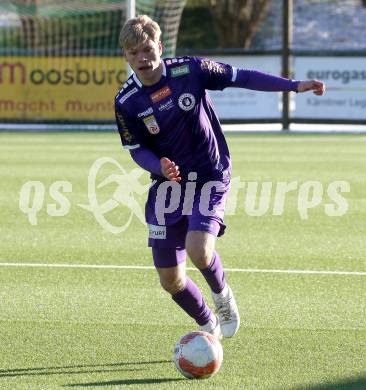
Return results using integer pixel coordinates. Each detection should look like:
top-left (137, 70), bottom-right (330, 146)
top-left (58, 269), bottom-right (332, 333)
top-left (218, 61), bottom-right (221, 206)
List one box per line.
top-left (160, 157), bottom-right (181, 182)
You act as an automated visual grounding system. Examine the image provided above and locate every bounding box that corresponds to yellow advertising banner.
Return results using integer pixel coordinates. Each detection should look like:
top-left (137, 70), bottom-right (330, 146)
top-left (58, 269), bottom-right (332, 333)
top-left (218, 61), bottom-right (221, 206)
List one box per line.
top-left (0, 56), bottom-right (127, 121)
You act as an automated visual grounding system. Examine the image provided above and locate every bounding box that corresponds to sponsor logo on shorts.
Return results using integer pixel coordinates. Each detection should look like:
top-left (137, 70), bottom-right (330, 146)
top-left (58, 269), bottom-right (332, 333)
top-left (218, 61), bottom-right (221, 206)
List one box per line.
top-left (148, 224), bottom-right (166, 239)
top-left (150, 86), bottom-right (172, 103)
top-left (119, 87), bottom-right (138, 104)
top-left (143, 115), bottom-right (160, 134)
top-left (137, 107), bottom-right (153, 118)
top-left (200, 221), bottom-right (214, 229)
top-left (158, 98), bottom-right (174, 112)
top-left (178, 93), bottom-right (195, 111)
top-left (171, 64), bottom-right (190, 77)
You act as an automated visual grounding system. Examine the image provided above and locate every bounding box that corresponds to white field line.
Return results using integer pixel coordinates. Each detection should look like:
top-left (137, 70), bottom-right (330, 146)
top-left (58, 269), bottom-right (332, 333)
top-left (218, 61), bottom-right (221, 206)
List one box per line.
top-left (0, 262), bottom-right (365, 276)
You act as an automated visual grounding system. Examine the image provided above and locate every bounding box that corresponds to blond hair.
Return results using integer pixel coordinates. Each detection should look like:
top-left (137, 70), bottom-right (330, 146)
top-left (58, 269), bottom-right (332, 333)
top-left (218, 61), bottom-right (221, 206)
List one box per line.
top-left (119, 15), bottom-right (161, 50)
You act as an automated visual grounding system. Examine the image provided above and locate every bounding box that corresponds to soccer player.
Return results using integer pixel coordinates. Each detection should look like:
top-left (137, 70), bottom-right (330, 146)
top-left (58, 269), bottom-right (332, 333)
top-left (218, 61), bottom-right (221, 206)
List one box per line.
top-left (115, 15), bottom-right (325, 338)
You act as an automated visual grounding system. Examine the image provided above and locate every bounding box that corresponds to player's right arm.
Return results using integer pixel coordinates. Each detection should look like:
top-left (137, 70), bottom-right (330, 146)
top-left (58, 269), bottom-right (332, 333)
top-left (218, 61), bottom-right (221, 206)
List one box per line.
top-left (160, 157), bottom-right (181, 182)
top-left (115, 102), bottom-right (181, 181)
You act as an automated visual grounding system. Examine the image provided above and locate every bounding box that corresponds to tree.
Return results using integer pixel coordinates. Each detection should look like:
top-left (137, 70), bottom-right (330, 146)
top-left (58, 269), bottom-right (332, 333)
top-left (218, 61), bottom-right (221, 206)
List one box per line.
top-left (206, 0), bottom-right (271, 48)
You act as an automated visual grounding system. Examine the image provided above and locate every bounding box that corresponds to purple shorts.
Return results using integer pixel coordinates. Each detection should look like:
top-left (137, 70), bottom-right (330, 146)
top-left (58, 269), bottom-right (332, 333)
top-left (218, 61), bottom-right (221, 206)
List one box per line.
top-left (146, 175), bottom-right (230, 250)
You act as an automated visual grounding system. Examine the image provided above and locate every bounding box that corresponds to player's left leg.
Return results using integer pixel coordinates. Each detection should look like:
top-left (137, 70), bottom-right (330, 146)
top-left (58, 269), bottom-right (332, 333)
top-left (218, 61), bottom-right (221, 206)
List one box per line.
top-left (186, 165), bottom-right (240, 337)
top-left (185, 230), bottom-right (224, 291)
top-left (153, 246), bottom-right (221, 339)
top-left (185, 229), bottom-right (240, 338)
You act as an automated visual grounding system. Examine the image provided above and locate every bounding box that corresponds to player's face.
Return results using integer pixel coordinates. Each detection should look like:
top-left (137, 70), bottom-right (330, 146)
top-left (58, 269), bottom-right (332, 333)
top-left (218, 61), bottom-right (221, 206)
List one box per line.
top-left (124, 39), bottom-right (163, 86)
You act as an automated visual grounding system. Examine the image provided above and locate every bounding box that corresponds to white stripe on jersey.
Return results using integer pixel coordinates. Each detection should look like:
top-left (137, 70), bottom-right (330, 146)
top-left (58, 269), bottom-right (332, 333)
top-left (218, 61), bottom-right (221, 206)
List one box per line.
top-left (132, 73), bottom-right (142, 87)
top-left (231, 67), bottom-right (238, 82)
top-left (161, 60), bottom-right (167, 76)
top-left (123, 144), bottom-right (140, 150)
top-left (119, 87), bottom-right (138, 104)
top-left (116, 74), bottom-right (138, 101)
top-left (165, 57), bottom-right (190, 67)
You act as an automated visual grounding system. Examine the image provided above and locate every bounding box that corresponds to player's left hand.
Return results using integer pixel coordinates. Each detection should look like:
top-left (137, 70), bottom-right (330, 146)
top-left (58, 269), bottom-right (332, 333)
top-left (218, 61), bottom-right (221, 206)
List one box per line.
top-left (297, 80), bottom-right (325, 96)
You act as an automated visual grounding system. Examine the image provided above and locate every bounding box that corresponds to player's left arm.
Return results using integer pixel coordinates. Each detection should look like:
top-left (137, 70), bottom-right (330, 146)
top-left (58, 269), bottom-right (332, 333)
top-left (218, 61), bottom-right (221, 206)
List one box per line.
top-left (194, 58), bottom-right (325, 95)
top-left (232, 68), bottom-right (325, 95)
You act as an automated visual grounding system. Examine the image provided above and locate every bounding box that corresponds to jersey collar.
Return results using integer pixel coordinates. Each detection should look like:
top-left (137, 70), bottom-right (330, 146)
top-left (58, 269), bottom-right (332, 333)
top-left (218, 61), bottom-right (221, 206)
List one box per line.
top-left (132, 60), bottom-right (167, 88)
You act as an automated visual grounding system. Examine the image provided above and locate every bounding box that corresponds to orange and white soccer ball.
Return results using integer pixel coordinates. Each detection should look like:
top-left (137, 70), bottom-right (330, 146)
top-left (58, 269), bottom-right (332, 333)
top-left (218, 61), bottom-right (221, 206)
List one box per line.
top-left (173, 331), bottom-right (223, 379)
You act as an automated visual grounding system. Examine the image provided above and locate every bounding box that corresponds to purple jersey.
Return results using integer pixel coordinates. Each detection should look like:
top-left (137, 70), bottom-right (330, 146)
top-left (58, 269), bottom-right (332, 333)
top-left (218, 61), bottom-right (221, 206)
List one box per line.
top-left (114, 56), bottom-right (299, 244)
top-left (115, 57), bottom-right (234, 181)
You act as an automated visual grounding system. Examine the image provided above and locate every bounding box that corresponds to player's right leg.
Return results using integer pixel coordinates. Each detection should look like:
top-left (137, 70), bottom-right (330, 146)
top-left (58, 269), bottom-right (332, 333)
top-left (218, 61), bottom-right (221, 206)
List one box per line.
top-left (153, 247), bottom-right (221, 339)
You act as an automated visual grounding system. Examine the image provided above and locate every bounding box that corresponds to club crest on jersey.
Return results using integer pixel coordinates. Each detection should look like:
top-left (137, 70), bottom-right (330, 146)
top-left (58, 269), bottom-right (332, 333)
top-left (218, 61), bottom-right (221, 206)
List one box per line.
top-left (178, 93), bottom-right (195, 111)
top-left (143, 115), bottom-right (160, 134)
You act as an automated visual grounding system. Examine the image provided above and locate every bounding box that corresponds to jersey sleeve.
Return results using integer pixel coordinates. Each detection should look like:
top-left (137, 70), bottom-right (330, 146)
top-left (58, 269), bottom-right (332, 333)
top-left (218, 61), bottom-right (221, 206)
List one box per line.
top-left (192, 57), bottom-right (235, 91)
top-left (191, 57), bottom-right (299, 93)
top-left (115, 101), bottom-right (142, 150)
top-left (233, 69), bottom-right (300, 92)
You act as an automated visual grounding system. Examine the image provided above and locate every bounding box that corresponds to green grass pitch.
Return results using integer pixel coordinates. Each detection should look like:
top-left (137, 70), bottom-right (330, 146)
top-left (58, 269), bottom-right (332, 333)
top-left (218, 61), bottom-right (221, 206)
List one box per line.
top-left (0, 132), bottom-right (365, 389)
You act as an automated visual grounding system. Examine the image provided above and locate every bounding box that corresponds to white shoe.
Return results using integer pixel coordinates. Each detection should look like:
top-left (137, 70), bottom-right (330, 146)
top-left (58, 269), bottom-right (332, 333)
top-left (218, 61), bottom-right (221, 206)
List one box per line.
top-left (212, 285), bottom-right (240, 337)
top-left (199, 314), bottom-right (222, 339)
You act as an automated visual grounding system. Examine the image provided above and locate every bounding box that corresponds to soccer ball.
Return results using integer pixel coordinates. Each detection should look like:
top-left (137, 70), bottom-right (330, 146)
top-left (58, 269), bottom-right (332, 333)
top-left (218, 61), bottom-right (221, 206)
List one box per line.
top-left (173, 331), bottom-right (223, 379)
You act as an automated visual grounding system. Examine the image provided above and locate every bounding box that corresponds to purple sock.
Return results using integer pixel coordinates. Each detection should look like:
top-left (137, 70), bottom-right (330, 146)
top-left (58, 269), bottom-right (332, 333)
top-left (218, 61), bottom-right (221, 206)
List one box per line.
top-left (200, 251), bottom-right (226, 294)
top-left (172, 277), bottom-right (212, 326)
